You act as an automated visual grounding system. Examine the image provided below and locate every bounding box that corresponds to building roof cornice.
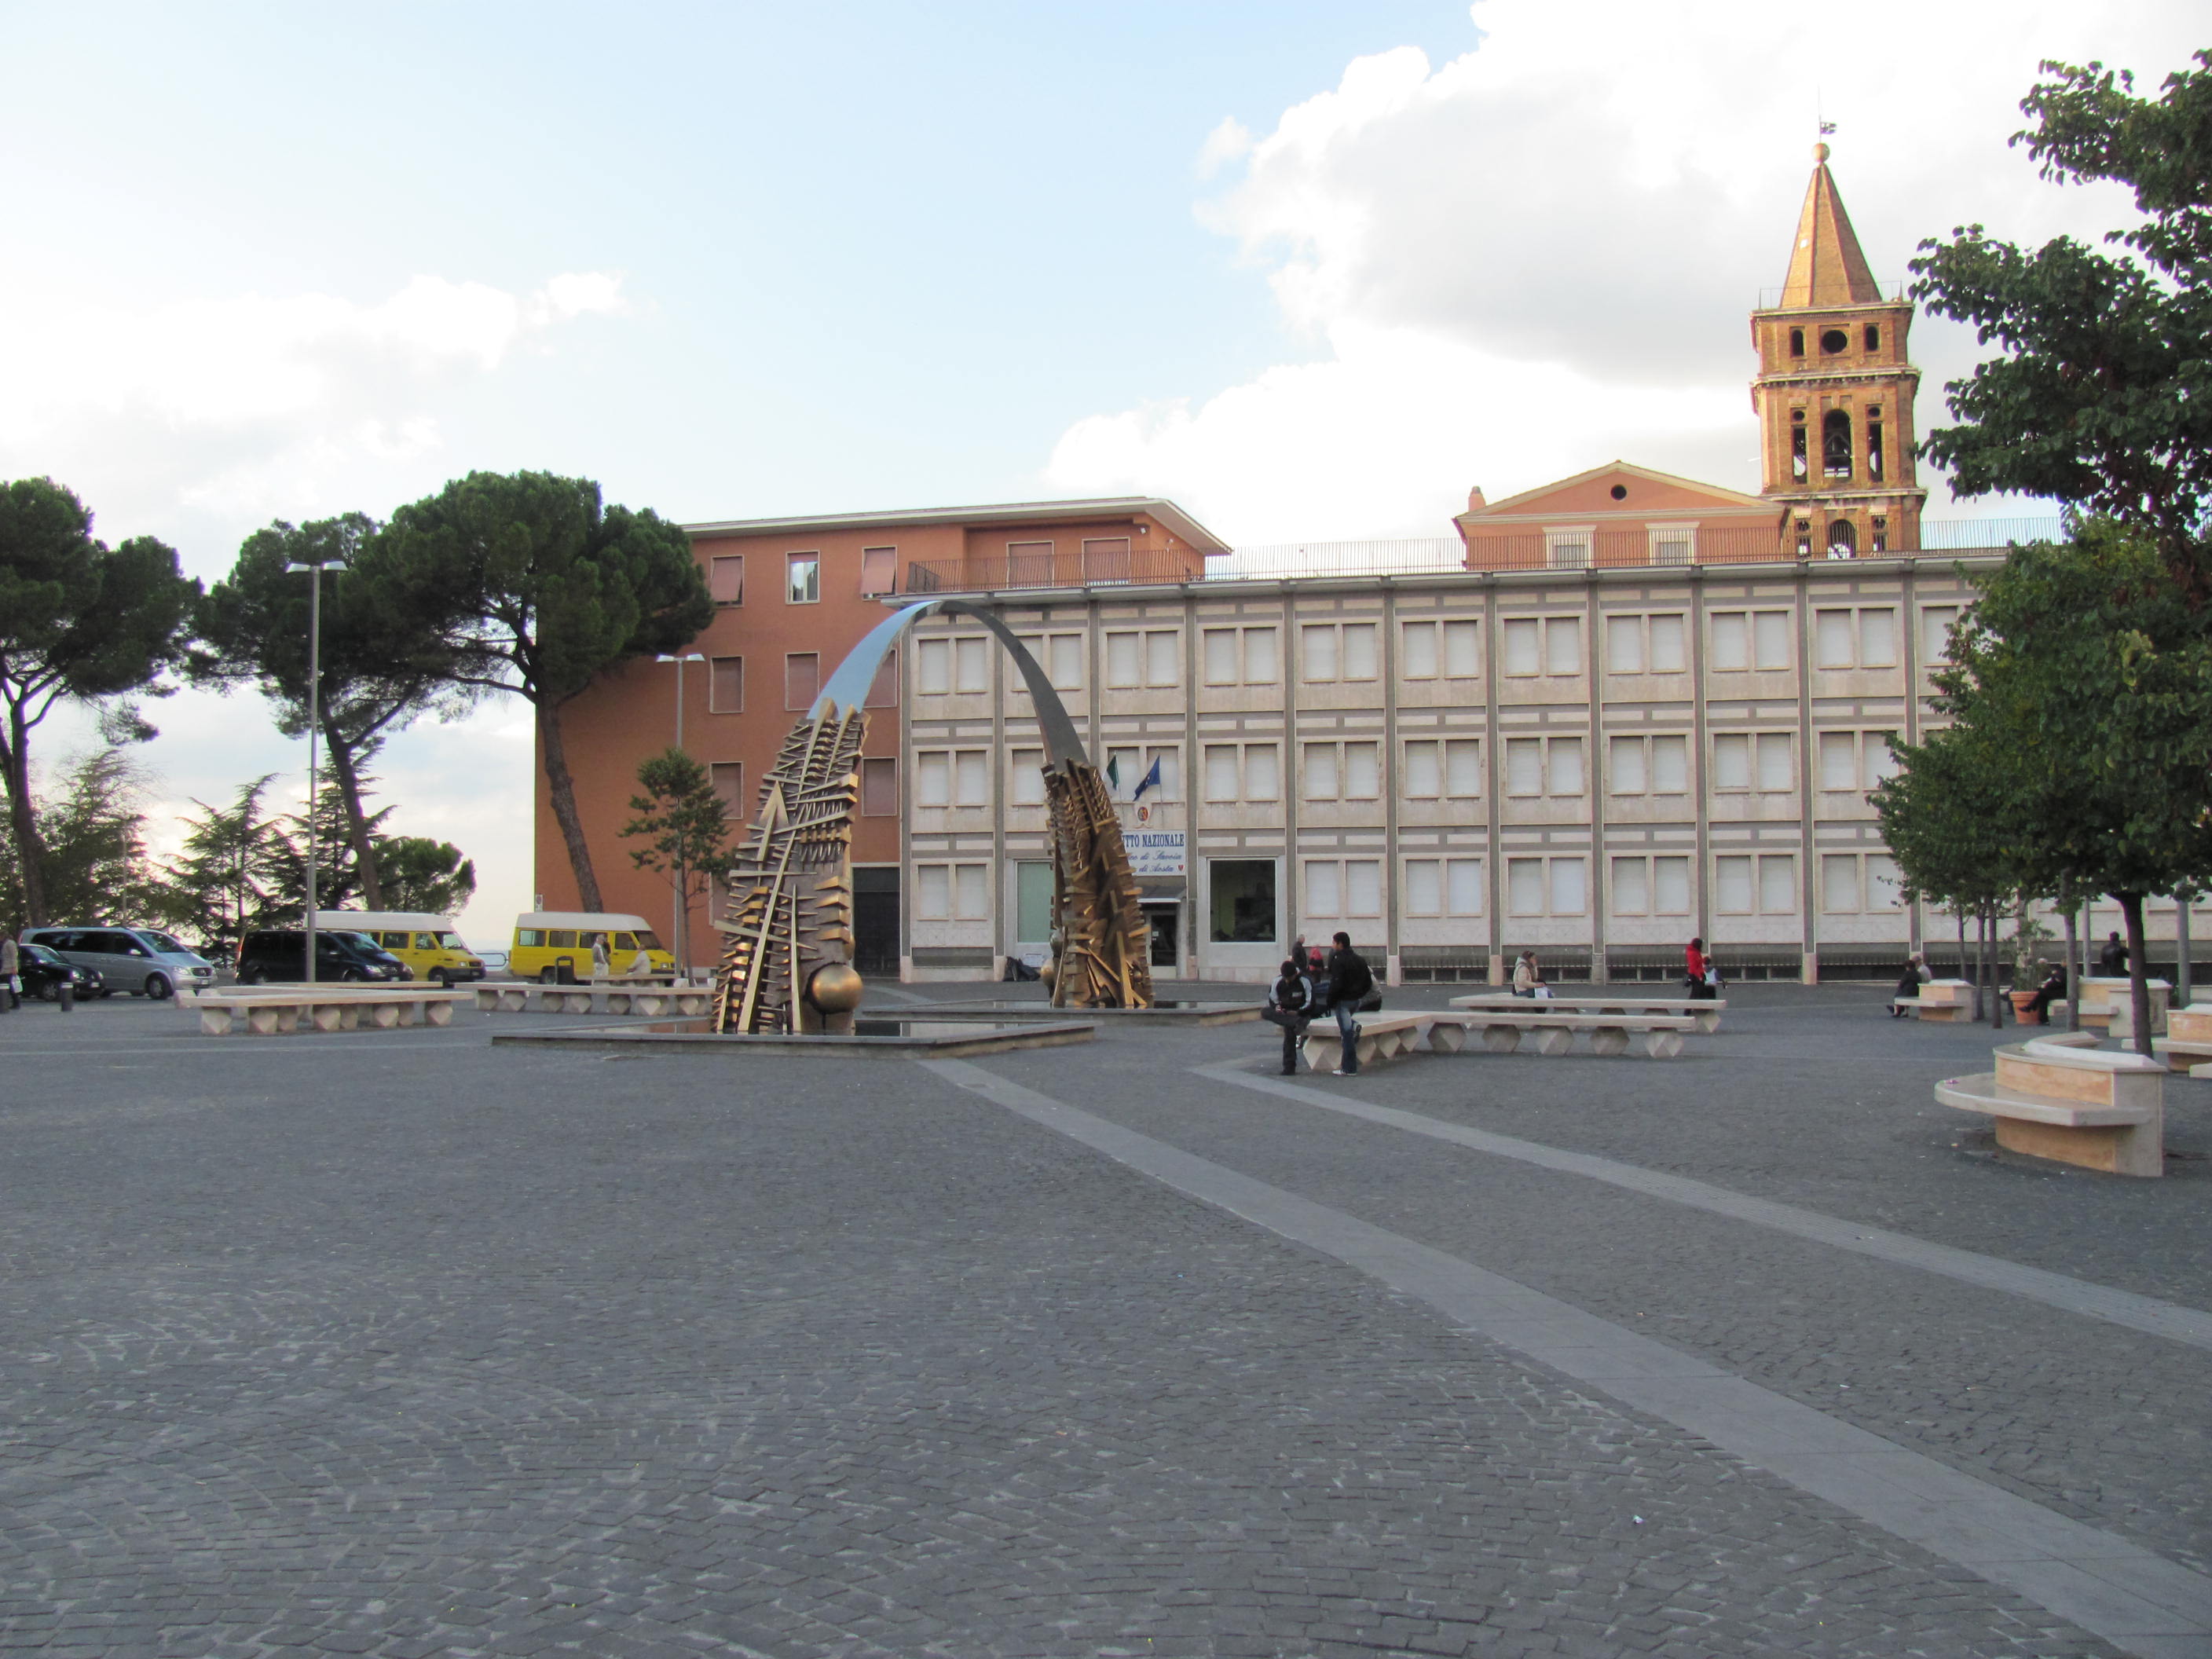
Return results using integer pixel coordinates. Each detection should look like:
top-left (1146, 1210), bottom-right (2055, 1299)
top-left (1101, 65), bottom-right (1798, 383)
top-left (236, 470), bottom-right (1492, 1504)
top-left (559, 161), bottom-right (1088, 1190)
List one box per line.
top-left (683, 496), bottom-right (1232, 556)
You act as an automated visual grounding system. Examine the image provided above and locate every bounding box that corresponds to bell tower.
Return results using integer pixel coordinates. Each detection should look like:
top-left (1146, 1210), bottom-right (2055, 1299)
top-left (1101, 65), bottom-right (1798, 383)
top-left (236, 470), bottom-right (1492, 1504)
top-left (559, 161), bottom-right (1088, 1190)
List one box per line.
top-left (1750, 145), bottom-right (1925, 557)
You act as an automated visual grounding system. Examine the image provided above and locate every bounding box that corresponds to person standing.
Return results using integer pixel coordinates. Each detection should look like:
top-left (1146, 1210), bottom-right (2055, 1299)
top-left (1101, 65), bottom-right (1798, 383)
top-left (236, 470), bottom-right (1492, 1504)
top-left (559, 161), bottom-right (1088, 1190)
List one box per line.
top-left (0, 934), bottom-right (16, 1013)
top-left (1323, 931), bottom-right (1372, 1075)
top-left (2098, 932), bottom-right (2129, 976)
top-left (1685, 937), bottom-right (1710, 1001)
top-left (591, 935), bottom-right (612, 980)
top-left (1263, 956), bottom-right (1316, 1074)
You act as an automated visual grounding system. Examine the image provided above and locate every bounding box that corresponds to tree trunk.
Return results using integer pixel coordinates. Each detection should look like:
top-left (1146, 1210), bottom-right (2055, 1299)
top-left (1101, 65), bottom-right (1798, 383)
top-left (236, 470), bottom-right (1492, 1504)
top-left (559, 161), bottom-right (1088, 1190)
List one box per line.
top-left (537, 698), bottom-right (604, 913)
top-left (324, 730), bottom-right (384, 910)
top-left (2117, 891), bottom-right (2155, 1058)
top-left (2060, 877), bottom-right (2081, 1033)
top-left (0, 705), bottom-right (49, 928)
top-left (1989, 905), bottom-right (2005, 1027)
top-left (1955, 907), bottom-right (1968, 1002)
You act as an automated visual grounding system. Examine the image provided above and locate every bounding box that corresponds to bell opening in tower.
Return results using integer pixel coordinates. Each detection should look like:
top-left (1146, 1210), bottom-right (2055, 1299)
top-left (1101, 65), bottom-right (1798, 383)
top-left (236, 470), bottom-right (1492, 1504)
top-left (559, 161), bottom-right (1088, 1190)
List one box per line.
top-left (1867, 409), bottom-right (1885, 482)
top-left (1827, 520), bottom-right (1858, 560)
top-left (1791, 411), bottom-right (1809, 482)
top-left (1822, 410), bottom-right (1853, 479)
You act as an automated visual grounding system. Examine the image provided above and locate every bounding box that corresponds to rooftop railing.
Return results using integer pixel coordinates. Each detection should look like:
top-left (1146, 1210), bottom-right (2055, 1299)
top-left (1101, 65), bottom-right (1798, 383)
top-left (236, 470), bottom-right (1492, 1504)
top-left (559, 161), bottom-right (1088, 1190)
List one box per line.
top-left (897, 518), bottom-right (2069, 594)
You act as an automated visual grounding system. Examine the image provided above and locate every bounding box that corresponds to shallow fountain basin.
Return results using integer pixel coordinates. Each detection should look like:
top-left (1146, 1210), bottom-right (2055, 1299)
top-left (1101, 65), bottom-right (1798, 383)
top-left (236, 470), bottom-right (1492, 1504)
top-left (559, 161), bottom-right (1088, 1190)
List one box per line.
top-left (490, 1016), bottom-right (1097, 1057)
top-left (890, 999), bottom-right (1259, 1026)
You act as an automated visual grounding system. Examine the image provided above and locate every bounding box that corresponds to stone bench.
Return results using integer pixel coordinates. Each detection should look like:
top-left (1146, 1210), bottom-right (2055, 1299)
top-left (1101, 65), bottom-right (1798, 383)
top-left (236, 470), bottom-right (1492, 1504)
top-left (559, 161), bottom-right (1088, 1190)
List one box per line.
top-left (2077, 976), bottom-right (2170, 1037)
top-left (1892, 979), bottom-right (1974, 1021)
top-left (2151, 1001), bottom-right (2212, 1073)
top-left (1936, 1033), bottom-right (2166, 1177)
top-left (1298, 1015), bottom-right (1426, 1072)
top-left (188, 987), bottom-right (474, 1035)
top-left (476, 983), bottom-right (713, 1018)
top-left (1430, 1010), bottom-right (1698, 1059)
top-left (1450, 992), bottom-right (1723, 1035)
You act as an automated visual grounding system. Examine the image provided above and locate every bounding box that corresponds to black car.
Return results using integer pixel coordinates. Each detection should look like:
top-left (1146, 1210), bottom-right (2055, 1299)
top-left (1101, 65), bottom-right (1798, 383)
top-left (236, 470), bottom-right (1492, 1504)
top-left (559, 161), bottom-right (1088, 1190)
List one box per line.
top-left (235, 929), bottom-right (411, 985)
top-left (17, 942), bottom-right (104, 1001)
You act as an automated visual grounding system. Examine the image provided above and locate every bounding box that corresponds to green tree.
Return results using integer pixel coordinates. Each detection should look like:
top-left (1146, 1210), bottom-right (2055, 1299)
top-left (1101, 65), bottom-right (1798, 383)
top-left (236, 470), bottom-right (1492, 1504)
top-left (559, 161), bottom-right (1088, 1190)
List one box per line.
top-left (0, 478), bottom-right (200, 925)
top-left (1910, 51), bottom-right (2212, 584)
top-left (1881, 522), bottom-right (2212, 1053)
top-left (196, 514), bottom-right (471, 910)
top-left (620, 747), bottom-right (733, 969)
top-left (372, 837), bottom-right (478, 916)
top-left (0, 749), bottom-right (167, 932)
top-left (156, 775), bottom-right (281, 958)
top-left (373, 471), bottom-right (710, 911)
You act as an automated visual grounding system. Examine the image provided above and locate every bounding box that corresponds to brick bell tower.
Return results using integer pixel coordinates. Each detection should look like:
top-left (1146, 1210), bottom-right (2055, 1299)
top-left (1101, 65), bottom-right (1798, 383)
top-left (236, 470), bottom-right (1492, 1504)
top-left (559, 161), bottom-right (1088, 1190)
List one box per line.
top-left (1750, 144), bottom-right (1925, 557)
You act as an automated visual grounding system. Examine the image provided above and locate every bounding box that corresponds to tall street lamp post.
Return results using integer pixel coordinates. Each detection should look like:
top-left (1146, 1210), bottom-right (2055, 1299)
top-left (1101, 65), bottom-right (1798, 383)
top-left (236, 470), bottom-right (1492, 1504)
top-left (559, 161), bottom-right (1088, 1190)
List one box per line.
top-left (656, 652), bottom-right (707, 975)
top-left (286, 554), bottom-right (346, 981)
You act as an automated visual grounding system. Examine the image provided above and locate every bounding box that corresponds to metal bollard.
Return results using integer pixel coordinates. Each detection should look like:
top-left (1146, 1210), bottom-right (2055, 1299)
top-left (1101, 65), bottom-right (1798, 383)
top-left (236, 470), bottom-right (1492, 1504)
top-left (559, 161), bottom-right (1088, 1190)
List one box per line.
top-left (57, 981), bottom-right (75, 1012)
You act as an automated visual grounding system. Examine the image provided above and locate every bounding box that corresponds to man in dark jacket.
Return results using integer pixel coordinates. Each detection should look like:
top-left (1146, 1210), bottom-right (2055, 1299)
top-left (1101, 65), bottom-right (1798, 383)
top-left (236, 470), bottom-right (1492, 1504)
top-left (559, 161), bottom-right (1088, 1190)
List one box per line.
top-left (1263, 957), bottom-right (1315, 1074)
top-left (2098, 932), bottom-right (2129, 976)
top-left (1323, 931), bottom-right (1373, 1075)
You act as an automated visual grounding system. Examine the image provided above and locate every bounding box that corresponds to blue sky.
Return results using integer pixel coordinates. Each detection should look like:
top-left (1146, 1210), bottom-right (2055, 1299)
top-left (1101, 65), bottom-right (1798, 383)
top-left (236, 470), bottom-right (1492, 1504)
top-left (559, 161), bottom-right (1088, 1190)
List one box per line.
top-left (5, 1), bottom-right (2203, 940)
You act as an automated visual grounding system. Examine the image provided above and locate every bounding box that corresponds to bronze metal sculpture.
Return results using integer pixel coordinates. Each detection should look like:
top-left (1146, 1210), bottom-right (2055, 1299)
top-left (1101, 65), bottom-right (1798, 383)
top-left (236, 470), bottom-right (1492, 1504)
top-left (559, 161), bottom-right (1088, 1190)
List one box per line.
top-left (710, 600), bottom-right (1153, 1035)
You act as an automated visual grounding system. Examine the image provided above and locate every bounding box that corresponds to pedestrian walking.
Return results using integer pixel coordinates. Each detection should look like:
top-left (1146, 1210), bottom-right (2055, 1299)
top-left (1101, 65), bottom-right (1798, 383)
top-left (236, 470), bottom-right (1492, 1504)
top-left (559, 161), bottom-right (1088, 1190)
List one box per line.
top-left (1322, 931), bottom-right (1373, 1075)
top-left (1262, 955), bottom-right (1317, 1074)
top-left (1685, 937), bottom-right (1711, 1000)
top-left (591, 935), bottom-right (611, 980)
top-left (0, 934), bottom-right (16, 1013)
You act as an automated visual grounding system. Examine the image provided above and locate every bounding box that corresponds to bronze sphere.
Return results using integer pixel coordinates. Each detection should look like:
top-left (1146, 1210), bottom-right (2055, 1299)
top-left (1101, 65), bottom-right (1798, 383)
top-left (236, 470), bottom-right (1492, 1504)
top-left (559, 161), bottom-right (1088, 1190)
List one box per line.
top-left (804, 961), bottom-right (865, 1013)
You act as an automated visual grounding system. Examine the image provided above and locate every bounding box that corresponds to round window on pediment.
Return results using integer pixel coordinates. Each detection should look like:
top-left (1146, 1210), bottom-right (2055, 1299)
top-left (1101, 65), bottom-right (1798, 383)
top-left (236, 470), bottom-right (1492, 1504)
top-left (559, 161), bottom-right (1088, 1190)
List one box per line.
top-left (1610, 485), bottom-right (1628, 500)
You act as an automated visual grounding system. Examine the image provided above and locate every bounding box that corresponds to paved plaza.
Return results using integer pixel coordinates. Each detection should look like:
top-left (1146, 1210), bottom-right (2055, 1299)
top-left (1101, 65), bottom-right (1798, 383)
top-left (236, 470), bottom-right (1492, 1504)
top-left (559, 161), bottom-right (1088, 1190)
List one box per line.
top-left (1, 983), bottom-right (2207, 1658)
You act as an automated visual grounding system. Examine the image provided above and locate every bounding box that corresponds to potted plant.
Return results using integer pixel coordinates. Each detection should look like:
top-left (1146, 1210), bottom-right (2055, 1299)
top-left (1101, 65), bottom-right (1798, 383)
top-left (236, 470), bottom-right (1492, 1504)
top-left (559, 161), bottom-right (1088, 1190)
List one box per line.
top-left (2008, 906), bottom-right (2056, 1022)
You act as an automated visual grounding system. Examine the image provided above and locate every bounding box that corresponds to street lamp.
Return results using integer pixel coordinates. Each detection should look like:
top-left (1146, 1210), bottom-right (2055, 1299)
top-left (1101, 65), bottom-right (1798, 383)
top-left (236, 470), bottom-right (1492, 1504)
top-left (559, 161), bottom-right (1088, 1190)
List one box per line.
top-left (655, 651), bottom-right (707, 974)
top-left (285, 554), bottom-right (346, 981)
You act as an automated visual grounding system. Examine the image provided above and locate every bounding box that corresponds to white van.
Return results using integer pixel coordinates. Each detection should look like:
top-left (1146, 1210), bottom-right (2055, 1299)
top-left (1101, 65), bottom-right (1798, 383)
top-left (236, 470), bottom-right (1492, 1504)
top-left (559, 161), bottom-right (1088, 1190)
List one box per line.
top-left (317, 910), bottom-right (485, 985)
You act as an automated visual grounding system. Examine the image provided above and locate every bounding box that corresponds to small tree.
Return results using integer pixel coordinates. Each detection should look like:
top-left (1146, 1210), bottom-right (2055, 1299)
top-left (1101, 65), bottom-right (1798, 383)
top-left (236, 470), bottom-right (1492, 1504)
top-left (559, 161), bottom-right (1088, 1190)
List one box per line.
top-left (0, 748), bottom-right (167, 932)
top-left (0, 478), bottom-right (200, 925)
top-left (375, 837), bottom-right (478, 915)
top-left (374, 472), bottom-right (711, 912)
top-left (156, 775), bottom-right (281, 957)
top-left (619, 748), bottom-right (733, 970)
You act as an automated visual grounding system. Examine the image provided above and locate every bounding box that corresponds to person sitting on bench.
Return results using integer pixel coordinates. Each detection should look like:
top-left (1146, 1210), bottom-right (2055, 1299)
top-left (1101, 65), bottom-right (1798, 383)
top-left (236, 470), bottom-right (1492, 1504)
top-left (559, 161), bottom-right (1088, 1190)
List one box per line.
top-left (1891, 951), bottom-right (1930, 1016)
top-left (2024, 959), bottom-right (2067, 1022)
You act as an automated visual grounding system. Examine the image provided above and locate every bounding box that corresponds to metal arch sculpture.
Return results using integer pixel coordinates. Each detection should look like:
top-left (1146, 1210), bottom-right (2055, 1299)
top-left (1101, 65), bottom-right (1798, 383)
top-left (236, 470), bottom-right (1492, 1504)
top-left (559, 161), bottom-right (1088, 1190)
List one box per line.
top-left (709, 599), bottom-right (1154, 1034)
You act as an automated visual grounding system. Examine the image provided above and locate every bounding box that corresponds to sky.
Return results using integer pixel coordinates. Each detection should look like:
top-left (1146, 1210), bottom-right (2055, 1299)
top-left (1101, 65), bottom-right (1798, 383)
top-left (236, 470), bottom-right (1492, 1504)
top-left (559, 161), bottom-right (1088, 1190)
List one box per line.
top-left (4, 0), bottom-right (2203, 943)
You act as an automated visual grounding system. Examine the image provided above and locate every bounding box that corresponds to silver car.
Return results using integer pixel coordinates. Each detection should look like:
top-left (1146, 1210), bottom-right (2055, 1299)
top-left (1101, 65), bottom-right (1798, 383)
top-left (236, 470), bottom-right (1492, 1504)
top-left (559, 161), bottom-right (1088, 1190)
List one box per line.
top-left (20, 925), bottom-right (216, 998)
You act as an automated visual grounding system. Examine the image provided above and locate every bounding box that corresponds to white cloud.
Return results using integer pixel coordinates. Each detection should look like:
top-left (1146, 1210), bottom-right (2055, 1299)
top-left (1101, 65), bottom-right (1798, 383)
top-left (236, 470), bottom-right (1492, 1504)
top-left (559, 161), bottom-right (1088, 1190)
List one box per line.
top-left (1049, 0), bottom-right (2207, 540)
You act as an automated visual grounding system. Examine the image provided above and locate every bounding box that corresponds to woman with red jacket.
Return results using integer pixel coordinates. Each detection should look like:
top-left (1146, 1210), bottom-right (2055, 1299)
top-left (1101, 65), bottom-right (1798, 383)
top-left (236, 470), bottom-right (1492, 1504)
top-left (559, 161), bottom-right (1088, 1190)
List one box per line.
top-left (1686, 937), bottom-right (1711, 1000)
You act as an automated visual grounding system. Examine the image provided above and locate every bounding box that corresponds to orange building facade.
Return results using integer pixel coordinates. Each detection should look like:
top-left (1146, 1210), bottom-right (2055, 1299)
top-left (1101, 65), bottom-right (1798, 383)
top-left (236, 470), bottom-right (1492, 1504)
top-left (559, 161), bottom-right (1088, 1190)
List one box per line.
top-left (531, 499), bottom-right (1229, 969)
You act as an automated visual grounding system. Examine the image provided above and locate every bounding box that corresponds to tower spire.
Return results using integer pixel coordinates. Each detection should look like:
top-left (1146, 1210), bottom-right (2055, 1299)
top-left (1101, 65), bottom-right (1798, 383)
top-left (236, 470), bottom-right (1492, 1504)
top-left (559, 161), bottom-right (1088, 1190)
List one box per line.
top-left (1781, 144), bottom-right (1881, 308)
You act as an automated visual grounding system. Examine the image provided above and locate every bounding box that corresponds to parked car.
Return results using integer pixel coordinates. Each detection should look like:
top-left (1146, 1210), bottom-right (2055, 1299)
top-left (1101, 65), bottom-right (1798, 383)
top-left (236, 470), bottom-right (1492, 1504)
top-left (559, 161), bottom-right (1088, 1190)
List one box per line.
top-left (17, 942), bottom-right (104, 1001)
top-left (235, 928), bottom-right (411, 985)
top-left (19, 925), bottom-right (216, 998)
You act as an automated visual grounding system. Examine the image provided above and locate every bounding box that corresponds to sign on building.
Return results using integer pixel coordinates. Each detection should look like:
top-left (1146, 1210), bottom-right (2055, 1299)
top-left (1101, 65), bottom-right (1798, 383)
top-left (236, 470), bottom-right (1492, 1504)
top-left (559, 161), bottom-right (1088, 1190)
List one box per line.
top-left (1126, 830), bottom-right (1187, 877)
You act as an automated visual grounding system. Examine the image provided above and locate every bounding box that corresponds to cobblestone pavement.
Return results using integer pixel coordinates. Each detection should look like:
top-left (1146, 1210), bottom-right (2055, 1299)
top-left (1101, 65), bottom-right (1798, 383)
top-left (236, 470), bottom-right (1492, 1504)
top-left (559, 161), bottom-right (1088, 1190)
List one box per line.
top-left (0, 987), bottom-right (2203, 1657)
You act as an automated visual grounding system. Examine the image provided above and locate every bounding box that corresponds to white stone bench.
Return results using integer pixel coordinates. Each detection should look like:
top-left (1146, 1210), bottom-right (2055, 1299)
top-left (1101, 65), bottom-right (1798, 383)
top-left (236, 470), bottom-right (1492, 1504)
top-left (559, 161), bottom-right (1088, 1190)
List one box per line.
top-left (2151, 1002), bottom-right (2212, 1073)
top-left (1936, 1033), bottom-right (2166, 1177)
top-left (1429, 1010), bottom-right (1698, 1059)
top-left (1298, 1015), bottom-right (1426, 1072)
top-left (476, 983), bottom-right (712, 1018)
top-left (1891, 979), bottom-right (1974, 1021)
top-left (1451, 992), bottom-right (1723, 1035)
top-left (2076, 976), bottom-right (2170, 1036)
top-left (191, 987), bottom-right (474, 1035)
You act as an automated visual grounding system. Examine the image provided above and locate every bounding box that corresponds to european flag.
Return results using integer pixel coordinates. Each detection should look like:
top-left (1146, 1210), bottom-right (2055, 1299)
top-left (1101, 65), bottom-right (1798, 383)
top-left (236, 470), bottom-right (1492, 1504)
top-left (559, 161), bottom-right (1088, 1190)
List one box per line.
top-left (1132, 756), bottom-right (1163, 802)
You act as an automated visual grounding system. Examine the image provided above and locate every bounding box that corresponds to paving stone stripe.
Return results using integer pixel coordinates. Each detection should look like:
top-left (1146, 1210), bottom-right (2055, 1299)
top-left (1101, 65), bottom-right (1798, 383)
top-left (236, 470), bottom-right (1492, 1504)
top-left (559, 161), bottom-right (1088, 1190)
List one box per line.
top-left (1194, 1057), bottom-right (2212, 1355)
top-left (925, 1055), bottom-right (2212, 1659)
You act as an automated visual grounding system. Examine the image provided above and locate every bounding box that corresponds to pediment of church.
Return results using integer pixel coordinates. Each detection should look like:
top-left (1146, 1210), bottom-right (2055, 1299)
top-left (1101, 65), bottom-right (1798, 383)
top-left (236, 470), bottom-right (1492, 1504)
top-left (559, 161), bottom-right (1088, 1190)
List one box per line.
top-left (1462, 462), bottom-right (1774, 523)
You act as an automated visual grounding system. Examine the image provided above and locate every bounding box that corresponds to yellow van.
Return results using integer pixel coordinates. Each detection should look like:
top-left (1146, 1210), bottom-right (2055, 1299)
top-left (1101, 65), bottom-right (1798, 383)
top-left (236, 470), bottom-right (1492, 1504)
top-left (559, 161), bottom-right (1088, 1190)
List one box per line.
top-left (509, 911), bottom-right (675, 983)
top-left (319, 910), bottom-right (486, 986)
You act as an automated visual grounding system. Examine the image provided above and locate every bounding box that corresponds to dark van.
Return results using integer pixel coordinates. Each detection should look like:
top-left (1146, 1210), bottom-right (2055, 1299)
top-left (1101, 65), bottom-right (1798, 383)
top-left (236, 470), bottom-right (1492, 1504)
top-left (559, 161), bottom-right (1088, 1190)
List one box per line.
top-left (236, 929), bottom-right (411, 985)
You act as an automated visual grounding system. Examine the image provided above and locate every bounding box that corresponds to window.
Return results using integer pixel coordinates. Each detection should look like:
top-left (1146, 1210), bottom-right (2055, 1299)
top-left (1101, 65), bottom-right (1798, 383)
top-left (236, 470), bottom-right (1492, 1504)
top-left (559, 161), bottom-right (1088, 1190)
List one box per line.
top-left (1200, 624), bottom-right (1279, 686)
top-left (860, 757), bottom-right (898, 816)
top-left (860, 547), bottom-right (895, 596)
top-left (1010, 748), bottom-right (1046, 807)
top-left (1209, 858), bottom-right (1277, 943)
top-left (709, 655), bottom-right (743, 713)
top-left (1301, 622), bottom-right (1379, 683)
top-left (955, 636), bottom-right (989, 693)
top-left (1712, 731), bottom-right (1793, 793)
top-left (1607, 733), bottom-right (1687, 796)
top-left (1549, 737), bottom-right (1584, 795)
top-left (1016, 861), bottom-right (1053, 942)
top-left (1401, 618), bottom-right (1479, 679)
top-left (1650, 529), bottom-right (1694, 566)
top-left (1864, 324), bottom-right (1880, 353)
top-left (785, 652), bottom-right (819, 710)
top-left (1105, 628), bottom-right (1181, 689)
top-left (1610, 855), bottom-right (1691, 917)
top-left (1813, 606), bottom-right (1899, 670)
top-left (1402, 738), bottom-right (1480, 799)
top-left (1709, 610), bottom-right (1792, 672)
top-left (1203, 743), bottom-right (1278, 801)
top-left (1822, 409), bottom-right (1853, 478)
top-left (1506, 856), bottom-right (1587, 917)
top-left (910, 747), bottom-right (990, 809)
top-left (1826, 519), bottom-right (1857, 559)
top-left (954, 750), bottom-right (988, 807)
top-left (1867, 409), bottom-right (1886, 482)
top-left (915, 751), bottom-right (950, 808)
top-left (865, 648), bottom-right (898, 709)
top-left (1401, 856), bottom-right (1482, 917)
top-left (786, 553), bottom-right (820, 603)
top-left (1007, 540), bottom-right (1053, 584)
top-left (1299, 741), bottom-right (1380, 801)
top-left (915, 862), bottom-right (991, 921)
top-left (1789, 327), bottom-right (1805, 357)
top-left (1303, 859), bottom-right (1382, 918)
top-left (1791, 411), bottom-right (1809, 482)
top-left (1716, 853), bottom-right (1797, 914)
top-left (1082, 537), bottom-right (1132, 581)
top-left (1545, 529), bottom-right (1591, 569)
top-left (709, 555), bottom-right (744, 605)
top-left (1505, 736), bottom-right (1584, 797)
top-left (1921, 605), bottom-right (1961, 665)
top-left (1141, 745), bottom-right (1181, 801)
top-left (1506, 738), bottom-right (1542, 797)
top-left (1816, 731), bottom-right (1898, 792)
top-left (1501, 616), bottom-right (1581, 676)
top-left (1014, 632), bottom-right (1085, 692)
top-left (710, 762), bottom-right (745, 817)
top-left (1606, 613), bottom-right (1686, 675)
top-left (916, 638), bottom-right (950, 695)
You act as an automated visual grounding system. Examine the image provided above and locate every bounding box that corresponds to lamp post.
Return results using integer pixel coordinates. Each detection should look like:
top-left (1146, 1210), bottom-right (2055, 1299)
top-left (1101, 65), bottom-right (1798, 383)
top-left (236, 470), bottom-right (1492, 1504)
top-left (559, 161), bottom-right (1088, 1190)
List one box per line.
top-left (655, 652), bottom-right (707, 975)
top-left (285, 555), bottom-right (345, 981)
